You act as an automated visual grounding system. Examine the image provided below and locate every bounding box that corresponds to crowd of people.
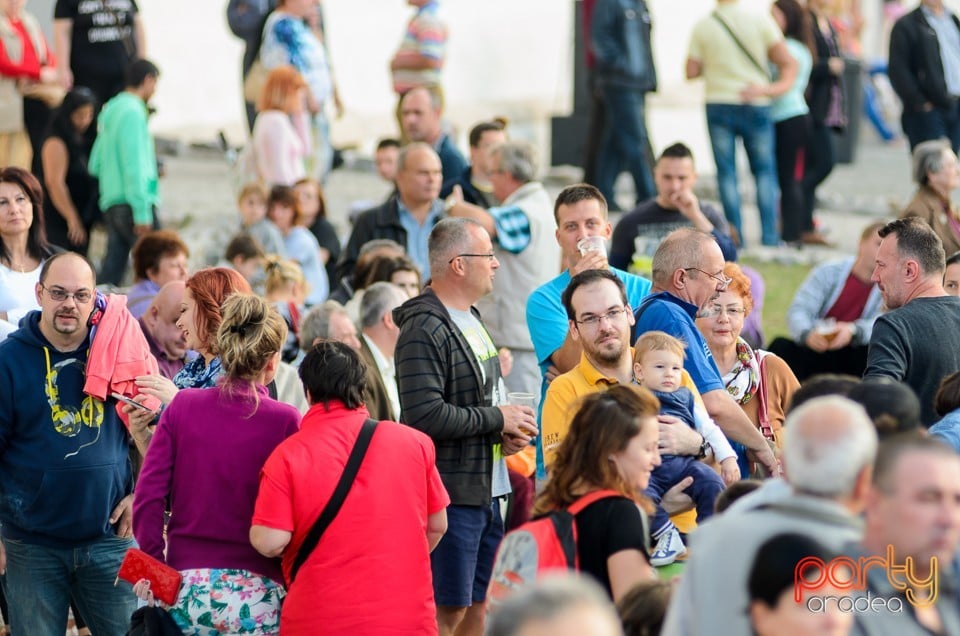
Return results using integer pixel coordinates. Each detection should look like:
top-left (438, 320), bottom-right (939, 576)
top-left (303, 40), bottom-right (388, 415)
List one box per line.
top-left (3, 0), bottom-right (960, 635)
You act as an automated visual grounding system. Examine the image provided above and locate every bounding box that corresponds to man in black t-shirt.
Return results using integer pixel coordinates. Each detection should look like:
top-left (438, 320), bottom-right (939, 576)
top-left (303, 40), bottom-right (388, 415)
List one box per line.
top-left (54, 0), bottom-right (144, 104)
top-left (864, 217), bottom-right (960, 425)
top-left (609, 142), bottom-right (737, 272)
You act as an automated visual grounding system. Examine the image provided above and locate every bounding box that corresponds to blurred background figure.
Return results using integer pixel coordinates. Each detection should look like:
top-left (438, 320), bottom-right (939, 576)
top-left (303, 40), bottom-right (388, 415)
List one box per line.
top-left (38, 87), bottom-right (98, 255)
top-left (900, 139), bottom-right (960, 255)
top-left (126, 230), bottom-right (189, 319)
top-left (0, 0), bottom-right (60, 170)
top-left (294, 177), bottom-right (339, 283)
top-left (252, 66), bottom-right (311, 187)
top-left (266, 184), bottom-right (328, 305)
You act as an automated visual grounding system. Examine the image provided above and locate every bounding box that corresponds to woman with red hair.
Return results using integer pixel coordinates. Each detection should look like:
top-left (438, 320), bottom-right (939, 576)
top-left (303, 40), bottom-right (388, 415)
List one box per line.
top-left (126, 267), bottom-right (251, 453)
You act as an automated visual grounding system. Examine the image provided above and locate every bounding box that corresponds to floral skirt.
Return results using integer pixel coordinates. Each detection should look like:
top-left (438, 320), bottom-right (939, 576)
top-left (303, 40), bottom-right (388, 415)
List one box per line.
top-left (168, 568), bottom-right (285, 635)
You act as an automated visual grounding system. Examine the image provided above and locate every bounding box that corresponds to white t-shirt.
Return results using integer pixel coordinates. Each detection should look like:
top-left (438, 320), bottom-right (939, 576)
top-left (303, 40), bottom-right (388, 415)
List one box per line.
top-left (448, 307), bottom-right (511, 499)
top-left (0, 263), bottom-right (41, 327)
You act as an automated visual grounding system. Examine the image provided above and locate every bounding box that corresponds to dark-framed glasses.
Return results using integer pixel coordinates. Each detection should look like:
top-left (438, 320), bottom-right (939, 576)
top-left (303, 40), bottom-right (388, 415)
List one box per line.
top-left (575, 306), bottom-right (630, 328)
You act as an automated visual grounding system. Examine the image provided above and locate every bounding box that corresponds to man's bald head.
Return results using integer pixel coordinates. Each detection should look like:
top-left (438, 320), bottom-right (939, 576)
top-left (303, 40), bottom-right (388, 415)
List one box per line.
top-left (39, 252), bottom-right (96, 287)
top-left (150, 280), bottom-right (185, 318)
top-left (142, 280), bottom-right (187, 360)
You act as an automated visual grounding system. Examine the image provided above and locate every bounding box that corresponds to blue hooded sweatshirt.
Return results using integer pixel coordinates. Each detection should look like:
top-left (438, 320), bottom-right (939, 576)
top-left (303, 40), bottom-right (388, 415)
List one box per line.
top-left (0, 311), bottom-right (132, 547)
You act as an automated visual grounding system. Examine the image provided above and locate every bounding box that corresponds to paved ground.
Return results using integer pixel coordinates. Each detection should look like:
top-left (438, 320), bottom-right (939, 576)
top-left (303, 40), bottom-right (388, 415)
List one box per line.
top-left (134, 129), bottom-right (917, 276)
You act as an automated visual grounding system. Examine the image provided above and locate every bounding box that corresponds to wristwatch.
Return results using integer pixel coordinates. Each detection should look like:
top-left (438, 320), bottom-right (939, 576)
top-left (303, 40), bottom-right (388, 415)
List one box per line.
top-left (849, 322), bottom-right (861, 344)
top-left (696, 435), bottom-right (710, 459)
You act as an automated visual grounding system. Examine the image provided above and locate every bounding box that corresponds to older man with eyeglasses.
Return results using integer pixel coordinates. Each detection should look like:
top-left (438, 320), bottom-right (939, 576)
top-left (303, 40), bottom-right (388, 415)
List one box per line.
top-left (446, 140), bottom-right (561, 398)
top-left (634, 227), bottom-right (779, 477)
top-left (394, 217), bottom-right (538, 636)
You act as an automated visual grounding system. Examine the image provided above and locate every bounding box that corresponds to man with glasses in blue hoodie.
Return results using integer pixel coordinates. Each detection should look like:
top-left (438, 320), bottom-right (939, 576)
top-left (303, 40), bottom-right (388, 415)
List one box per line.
top-left (0, 252), bottom-right (137, 635)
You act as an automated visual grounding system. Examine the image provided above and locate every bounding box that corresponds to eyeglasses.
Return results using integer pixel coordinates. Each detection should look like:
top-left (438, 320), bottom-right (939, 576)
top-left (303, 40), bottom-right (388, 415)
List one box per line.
top-left (684, 268), bottom-right (732, 290)
top-left (701, 305), bottom-right (746, 319)
top-left (449, 252), bottom-right (496, 264)
top-left (41, 285), bottom-right (92, 304)
top-left (575, 306), bottom-right (630, 328)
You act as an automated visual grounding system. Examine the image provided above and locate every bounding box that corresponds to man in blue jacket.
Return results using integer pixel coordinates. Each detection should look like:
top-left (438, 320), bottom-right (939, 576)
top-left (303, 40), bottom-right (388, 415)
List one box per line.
top-left (0, 252), bottom-right (137, 635)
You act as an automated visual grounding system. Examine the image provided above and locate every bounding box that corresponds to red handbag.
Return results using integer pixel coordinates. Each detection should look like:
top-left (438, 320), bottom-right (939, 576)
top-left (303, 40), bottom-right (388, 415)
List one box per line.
top-left (116, 548), bottom-right (183, 607)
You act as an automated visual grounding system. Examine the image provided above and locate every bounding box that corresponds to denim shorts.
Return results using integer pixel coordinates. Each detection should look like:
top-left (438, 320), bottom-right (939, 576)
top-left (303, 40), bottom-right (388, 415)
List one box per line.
top-left (431, 500), bottom-right (504, 607)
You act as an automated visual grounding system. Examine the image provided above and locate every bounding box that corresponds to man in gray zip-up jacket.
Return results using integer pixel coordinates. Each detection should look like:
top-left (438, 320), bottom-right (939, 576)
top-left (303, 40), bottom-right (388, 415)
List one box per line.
top-left (769, 222), bottom-right (884, 381)
top-left (394, 217), bottom-right (537, 635)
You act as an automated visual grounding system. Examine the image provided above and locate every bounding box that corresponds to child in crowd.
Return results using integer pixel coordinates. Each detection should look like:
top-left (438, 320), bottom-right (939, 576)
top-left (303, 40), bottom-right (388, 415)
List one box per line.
top-left (633, 331), bottom-right (739, 566)
top-left (237, 182), bottom-right (286, 259)
top-left (221, 233), bottom-right (266, 294)
top-left (264, 255), bottom-right (309, 365)
top-left (266, 185), bottom-right (328, 306)
top-left (294, 177), bottom-right (340, 284)
top-left (375, 138), bottom-right (400, 184)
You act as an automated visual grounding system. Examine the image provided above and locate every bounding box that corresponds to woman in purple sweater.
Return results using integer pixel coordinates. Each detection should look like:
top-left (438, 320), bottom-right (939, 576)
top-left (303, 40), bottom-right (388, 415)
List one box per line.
top-left (132, 294), bottom-right (301, 635)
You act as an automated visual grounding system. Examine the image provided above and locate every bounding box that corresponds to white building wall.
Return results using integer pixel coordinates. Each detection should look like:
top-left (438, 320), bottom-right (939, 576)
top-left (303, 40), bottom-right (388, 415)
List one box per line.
top-left (27, 0), bottom-right (947, 161)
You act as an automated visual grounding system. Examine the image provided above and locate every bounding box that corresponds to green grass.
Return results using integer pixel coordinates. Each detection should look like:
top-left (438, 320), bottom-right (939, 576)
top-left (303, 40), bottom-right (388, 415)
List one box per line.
top-left (740, 258), bottom-right (813, 344)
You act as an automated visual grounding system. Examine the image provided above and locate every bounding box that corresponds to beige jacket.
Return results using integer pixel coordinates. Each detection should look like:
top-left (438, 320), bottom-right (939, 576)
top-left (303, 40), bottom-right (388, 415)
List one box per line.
top-left (900, 184), bottom-right (960, 256)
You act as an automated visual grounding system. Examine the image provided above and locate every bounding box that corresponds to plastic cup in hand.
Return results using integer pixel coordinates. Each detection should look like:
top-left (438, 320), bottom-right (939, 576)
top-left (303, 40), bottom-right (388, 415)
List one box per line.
top-left (507, 392), bottom-right (537, 410)
top-left (814, 317), bottom-right (839, 343)
top-left (577, 236), bottom-right (607, 258)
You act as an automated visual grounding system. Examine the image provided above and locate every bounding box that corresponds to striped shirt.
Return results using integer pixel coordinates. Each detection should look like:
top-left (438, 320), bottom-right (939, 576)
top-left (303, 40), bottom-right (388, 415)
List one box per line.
top-left (392, 1), bottom-right (447, 94)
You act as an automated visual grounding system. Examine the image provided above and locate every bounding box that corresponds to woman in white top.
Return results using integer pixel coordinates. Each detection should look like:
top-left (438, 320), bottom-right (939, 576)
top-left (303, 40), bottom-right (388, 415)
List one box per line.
top-left (0, 167), bottom-right (54, 329)
top-left (253, 65), bottom-right (312, 187)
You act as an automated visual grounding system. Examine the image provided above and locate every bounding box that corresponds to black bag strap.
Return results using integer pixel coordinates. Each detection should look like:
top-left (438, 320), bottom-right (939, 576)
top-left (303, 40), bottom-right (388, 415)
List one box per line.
top-left (289, 418), bottom-right (378, 584)
top-left (712, 12), bottom-right (771, 81)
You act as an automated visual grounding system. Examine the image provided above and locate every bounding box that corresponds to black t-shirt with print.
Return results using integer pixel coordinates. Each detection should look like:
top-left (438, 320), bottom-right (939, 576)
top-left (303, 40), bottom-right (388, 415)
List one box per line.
top-left (55, 0), bottom-right (139, 78)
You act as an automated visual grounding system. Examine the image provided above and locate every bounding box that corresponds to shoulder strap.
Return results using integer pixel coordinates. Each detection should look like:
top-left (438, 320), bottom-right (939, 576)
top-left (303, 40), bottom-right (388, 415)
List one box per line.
top-left (289, 418), bottom-right (378, 585)
top-left (566, 489), bottom-right (623, 515)
top-left (712, 12), bottom-right (771, 80)
top-left (754, 353), bottom-right (773, 439)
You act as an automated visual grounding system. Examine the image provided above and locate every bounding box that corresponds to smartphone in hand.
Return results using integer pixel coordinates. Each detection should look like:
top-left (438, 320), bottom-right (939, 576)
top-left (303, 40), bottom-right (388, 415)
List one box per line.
top-left (110, 392), bottom-right (152, 412)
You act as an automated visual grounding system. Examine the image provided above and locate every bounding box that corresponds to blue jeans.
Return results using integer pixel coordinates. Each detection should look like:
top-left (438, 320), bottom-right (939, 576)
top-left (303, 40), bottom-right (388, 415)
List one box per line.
top-left (645, 455), bottom-right (724, 534)
top-left (595, 85), bottom-right (656, 210)
top-left (1, 535), bottom-right (138, 636)
top-left (902, 101), bottom-right (960, 154)
top-left (706, 103), bottom-right (780, 246)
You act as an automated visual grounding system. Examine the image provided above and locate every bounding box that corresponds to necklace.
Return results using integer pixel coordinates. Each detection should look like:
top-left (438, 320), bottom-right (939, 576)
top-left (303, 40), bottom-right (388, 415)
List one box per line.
top-left (4, 257), bottom-right (28, 273)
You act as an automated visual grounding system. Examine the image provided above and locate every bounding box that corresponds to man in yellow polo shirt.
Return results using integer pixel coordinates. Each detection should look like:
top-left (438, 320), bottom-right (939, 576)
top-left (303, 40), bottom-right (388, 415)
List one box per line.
top-left (542, 269), bottom-right (706, 467)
